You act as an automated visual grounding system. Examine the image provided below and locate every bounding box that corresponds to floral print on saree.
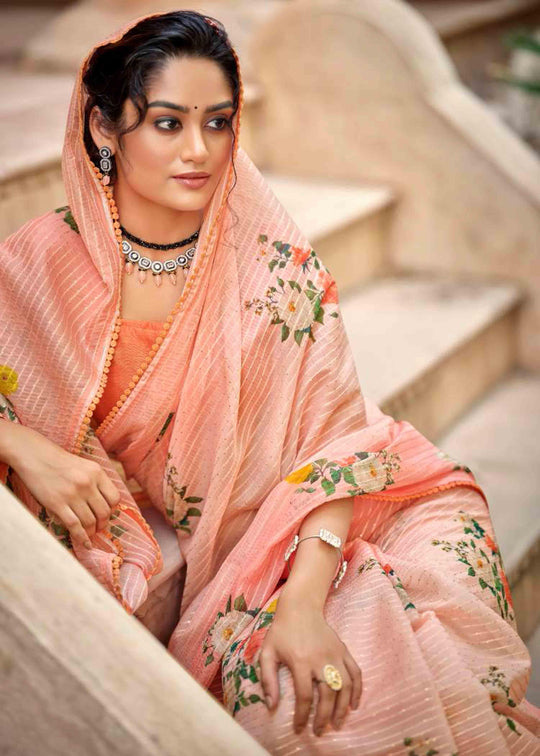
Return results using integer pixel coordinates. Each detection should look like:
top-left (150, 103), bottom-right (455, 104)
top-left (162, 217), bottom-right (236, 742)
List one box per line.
top-left (286, 449), bottom-right (401, 496)
top-left (431, 510), bottom-right (514, 623)
top-left (244, 235), bottom-right (339, 346)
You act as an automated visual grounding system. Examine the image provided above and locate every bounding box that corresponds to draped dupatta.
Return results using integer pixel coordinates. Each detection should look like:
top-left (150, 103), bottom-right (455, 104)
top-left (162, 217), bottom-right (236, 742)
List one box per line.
top-left (0, 10), bottom-right (487, 690)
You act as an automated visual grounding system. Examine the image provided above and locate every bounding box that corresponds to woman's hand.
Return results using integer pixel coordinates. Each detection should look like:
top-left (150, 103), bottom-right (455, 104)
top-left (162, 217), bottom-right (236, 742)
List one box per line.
top-left (258, 593), bottom-right (362, 737)
top-left (7, 422), bottom-right (120, 549)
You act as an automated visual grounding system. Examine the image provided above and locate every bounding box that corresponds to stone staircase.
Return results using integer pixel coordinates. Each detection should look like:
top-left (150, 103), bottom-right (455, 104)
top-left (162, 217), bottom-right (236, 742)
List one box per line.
top-left (1, 0), bottom-right (540, 691)
top-left (411, 0), bottom-right (540, 152)
top-left (411, 0), bottom-right (540, 100)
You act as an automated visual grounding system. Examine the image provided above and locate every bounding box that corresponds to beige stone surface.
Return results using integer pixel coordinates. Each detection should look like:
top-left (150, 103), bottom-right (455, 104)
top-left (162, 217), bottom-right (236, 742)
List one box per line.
top-left (19, 0), bottom-right (281, 81)
top-left (0, 482), bottom-right (268, 755)
top-left (264, 172), bottom-right (397, 288)
top-left (249, 0), bottom-right (540, 370)
top-left (412, 2), bottom-right (540, 104)
top-left (0, 69), bottom-right (74, 182)
top-left (339, 273), bottom-right (522, 406)
top-left (0, 6), bottom-right (58, 64)
top-left (412, 0), bottom-right (540, 38)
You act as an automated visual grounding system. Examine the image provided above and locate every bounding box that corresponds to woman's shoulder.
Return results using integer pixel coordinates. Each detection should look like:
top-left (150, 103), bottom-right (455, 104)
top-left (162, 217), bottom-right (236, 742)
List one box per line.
top-left (1, 204), bottom-right (81, 251)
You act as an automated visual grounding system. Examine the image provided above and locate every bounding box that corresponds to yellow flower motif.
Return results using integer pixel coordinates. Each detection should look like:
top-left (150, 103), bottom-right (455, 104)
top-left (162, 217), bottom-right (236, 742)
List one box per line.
top-left (266, 598), bottom-right (278, 614)
top-left (0, 365), bottom-right (18, 395)
top-left (285, 463), bottom-right (313, 484)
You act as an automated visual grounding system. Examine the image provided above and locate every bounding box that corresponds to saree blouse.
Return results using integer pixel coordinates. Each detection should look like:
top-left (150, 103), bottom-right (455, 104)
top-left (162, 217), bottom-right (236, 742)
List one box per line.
top-left (93, 318), bottom-right (163, 426)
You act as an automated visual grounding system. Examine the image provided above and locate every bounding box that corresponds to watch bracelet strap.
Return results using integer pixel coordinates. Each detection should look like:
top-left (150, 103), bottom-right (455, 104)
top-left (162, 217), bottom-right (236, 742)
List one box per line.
top-left (284, 530), bottom-right (348, 589)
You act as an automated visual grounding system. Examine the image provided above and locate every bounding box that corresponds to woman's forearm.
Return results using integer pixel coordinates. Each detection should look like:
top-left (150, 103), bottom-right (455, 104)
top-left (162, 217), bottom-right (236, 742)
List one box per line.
top-left (279, 496), bottom-right (354, 612)
top-left (0, 419), bottom-right (22, 468)
top-left (0, 420), bottom-right (40, 471)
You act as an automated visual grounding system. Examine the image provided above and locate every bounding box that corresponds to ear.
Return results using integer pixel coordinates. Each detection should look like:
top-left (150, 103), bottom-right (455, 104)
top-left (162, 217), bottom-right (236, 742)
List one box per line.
top-left (88, 105), bottom-right (116, 155)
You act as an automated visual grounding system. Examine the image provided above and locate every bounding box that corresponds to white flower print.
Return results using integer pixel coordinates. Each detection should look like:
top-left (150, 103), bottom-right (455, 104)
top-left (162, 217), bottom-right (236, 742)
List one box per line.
top-left (209, 610), bottom-right (253, 656)
top-left (275, 287), bottom-right (315, 332)
top-left (351, 454), bottom-right (387, 493)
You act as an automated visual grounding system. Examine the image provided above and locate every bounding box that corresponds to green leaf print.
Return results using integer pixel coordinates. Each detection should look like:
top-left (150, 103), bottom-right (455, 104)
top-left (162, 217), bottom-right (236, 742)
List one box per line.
top-left (54, 205), bottom-right (79, 234)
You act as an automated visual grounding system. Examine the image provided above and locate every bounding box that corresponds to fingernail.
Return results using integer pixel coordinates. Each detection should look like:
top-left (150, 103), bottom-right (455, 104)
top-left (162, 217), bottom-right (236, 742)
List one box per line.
top-left (335, 719), bottom-right (343, 729)
top-left (266, 696), bottom-right (272, 708)
top-left (84, 541), bottom-right (92, 549)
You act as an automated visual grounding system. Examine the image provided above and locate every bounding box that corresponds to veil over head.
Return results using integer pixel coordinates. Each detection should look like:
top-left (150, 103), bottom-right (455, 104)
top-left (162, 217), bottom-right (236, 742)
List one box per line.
top-left (0, 10), bottom-right (486, 688)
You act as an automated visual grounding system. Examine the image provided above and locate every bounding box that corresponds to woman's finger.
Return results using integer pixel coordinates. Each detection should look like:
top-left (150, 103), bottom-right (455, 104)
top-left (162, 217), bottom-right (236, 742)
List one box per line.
top-left (329, 664), bottom-right (354, 731)
top-left (71, 499), bottom-right (97, 538)
top-left (86, 484), bottom-right (112, 532)
top-left (56, 502), bottom-right (95, 548)
top-left (97, 468), bottom-right (122, 509)
top-left (342, 646), bottom-right (363, 711)
top-left (258, 645), bottom-right (281, 711)
top-left (291, 664), bottom-right (315, 733)
top-left (315, 665), bottom-right (350, 736)
top-left (312, 675), bottom-right (336, 736)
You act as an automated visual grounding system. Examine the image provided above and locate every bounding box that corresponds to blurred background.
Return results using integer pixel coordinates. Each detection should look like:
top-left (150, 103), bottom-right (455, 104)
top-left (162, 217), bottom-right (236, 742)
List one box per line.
top-left (1, 0), bottom-right (539, 706)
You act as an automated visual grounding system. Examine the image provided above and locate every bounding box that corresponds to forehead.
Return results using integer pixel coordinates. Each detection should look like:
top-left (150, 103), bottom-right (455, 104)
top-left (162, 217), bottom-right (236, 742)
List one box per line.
top-left (147, 55), bottom-right (231, 99)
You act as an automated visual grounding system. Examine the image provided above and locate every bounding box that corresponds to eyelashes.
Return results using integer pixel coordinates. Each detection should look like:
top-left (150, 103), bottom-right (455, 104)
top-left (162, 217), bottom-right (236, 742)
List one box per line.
top-left (154, 117), bottom-right (231, 132)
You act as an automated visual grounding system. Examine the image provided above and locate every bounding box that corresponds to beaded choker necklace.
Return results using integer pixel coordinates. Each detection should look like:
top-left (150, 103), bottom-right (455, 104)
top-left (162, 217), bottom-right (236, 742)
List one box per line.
top-left (120, 229), bottom-right (199, 287)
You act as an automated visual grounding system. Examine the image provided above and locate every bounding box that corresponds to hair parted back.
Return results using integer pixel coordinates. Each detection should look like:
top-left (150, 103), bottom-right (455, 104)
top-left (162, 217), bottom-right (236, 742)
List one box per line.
top-left (82, 10), bottom-right (240, 190)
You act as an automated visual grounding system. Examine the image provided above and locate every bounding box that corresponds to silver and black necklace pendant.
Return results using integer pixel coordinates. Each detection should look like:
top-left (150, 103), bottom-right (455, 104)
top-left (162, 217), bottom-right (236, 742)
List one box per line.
top-left (121, 238), bottom-right (197, 287)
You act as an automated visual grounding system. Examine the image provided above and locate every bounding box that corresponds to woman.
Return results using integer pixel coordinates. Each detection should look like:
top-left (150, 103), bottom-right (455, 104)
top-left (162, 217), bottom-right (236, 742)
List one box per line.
top-left (0, 10), bottom-right (539, 754)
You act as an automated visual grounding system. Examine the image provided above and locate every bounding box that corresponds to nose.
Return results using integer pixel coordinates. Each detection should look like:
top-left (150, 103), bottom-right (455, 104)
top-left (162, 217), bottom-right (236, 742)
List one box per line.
top-left (180, 122), bottom-right (210, 163)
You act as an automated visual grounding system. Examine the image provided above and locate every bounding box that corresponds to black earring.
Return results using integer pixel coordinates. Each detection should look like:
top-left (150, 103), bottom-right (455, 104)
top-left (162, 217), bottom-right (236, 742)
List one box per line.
top-left (99, 146), bottom-right (113, 185)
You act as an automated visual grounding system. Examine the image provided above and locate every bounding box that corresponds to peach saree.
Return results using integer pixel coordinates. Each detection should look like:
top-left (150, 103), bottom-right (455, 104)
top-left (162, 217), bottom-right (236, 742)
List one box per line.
top-left (1, 11), bottom-right (539, 755)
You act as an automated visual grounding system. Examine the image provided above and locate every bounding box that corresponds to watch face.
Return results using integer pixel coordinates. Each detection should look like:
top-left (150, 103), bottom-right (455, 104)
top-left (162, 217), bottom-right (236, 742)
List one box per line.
top-left (320, 528), bottom-right (341, 548)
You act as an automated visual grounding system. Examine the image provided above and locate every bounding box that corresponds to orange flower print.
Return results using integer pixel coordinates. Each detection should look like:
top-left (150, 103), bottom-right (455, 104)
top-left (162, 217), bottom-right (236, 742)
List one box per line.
top-left (383, 563), bottom-right (393, 575)
top-left (484, 533), bottom-right (499, 554)
top-left (317, 268), bottom-right (339, 305)
top-left (336, 455), bottom-right (357, 466)
top-left (432, 511), bottom-right (515, 622)
top-left (500, 569), bottom-right (514, 610)
top-left (244, 626), bottom-right (266, 664)
top-left (292, 245), bottom-right (311, 266)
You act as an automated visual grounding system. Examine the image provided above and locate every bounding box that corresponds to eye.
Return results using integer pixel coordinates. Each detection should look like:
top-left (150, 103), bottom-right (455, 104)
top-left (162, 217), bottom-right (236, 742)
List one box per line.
top-left (154, 118), bottom-right (179, 132)
top-left (154, 116), bottom-right (231, 132)
top-left (210, 117), bottom-right (231, 130)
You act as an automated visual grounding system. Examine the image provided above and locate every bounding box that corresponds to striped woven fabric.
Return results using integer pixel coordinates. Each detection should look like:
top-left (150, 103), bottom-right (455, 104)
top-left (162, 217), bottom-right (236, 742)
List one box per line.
top-left (1, 10), bottom-right (539, 753)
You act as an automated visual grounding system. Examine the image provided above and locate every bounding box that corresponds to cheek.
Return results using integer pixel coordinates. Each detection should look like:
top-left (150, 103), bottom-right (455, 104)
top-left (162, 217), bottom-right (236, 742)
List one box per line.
top-left (216, 135), bottom-right (234, 168)
top-left (127, 132), bottom-right (172, 173)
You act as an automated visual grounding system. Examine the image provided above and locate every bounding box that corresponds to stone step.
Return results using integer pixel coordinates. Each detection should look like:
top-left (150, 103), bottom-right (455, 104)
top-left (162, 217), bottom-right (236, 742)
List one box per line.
top-left (437, 369), bottom-right (540, 644)
top-left (338, 273), bottom-right (524, 441)
top-left (411, 0), bottom-right (540, 100)
top-left (411, 0), bottom-right (540, 38)
top-left (0, 6), bottom-right (59, 65)
top-left (263, 172), bottom-right (397, 291)
top-left (0, 65), bottom-right (75, 241)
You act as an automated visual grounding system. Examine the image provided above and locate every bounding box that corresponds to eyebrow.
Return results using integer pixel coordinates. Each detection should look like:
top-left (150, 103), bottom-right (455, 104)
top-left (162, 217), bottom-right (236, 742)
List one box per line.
top-left (147, 100), bottom-right (234, 113)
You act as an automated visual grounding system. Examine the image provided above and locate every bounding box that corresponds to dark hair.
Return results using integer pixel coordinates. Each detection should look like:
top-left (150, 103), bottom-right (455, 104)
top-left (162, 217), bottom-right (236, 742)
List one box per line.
top-left (82, 10), bottom-right (239, 202)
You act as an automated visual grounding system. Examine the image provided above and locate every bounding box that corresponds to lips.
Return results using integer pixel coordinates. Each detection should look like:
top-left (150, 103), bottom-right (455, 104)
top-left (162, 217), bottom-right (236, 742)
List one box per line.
top-left (173, 175), bottom-right (210, 189)
top-left (174, 173), bottom-right (210, 179)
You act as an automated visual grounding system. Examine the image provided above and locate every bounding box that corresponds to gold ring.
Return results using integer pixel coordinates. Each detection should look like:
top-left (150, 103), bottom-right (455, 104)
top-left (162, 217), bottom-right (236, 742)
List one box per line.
top-left (321, 664), bottom-right (342, 691)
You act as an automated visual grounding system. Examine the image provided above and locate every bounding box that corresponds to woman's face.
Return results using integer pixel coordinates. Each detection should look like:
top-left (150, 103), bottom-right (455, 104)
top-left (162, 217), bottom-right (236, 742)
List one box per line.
top-left (92, 55), bottom-right (235, 213)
